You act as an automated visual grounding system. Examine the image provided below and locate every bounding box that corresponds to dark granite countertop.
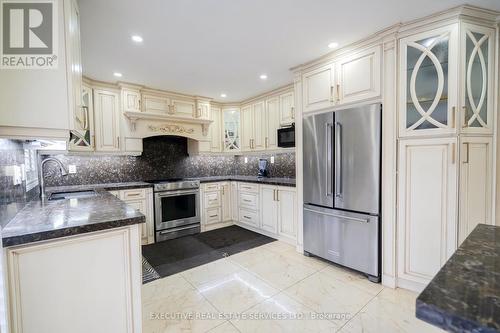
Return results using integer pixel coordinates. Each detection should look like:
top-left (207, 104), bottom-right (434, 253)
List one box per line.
top-left (416, 224), bottom-right (500, 333)
top-left (1, 191), bottom-right (145, 247)
top-left (190, 176), bottom-right (296, 187)
top-left (45, 181), bottom-right (153, 196)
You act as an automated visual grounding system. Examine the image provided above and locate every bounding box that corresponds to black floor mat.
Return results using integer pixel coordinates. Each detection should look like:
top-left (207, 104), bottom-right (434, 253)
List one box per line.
top-left (142, 225), bottom-right (275, 281)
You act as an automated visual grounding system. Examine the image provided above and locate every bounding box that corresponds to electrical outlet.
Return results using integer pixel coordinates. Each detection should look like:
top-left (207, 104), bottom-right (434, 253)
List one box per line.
top-left (244, 157), bottom-right (248, 163)
top-left (270, 156), bottom-right (275, 164)
top-left (68, 165), bottom-right (77, 174)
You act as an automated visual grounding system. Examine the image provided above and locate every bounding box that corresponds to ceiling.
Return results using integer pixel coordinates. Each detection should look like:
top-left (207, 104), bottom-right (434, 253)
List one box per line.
top-left (78, 0), bottom-right (500, 102)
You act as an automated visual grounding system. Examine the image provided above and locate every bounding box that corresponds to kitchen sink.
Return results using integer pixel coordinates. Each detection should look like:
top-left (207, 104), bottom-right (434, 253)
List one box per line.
top-left (48, 190), bottom-right (98, 201)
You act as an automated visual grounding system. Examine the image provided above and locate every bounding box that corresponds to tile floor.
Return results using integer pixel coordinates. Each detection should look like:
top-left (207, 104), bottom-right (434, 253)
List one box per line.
top-left (142, 241), bottom-right (444, 333)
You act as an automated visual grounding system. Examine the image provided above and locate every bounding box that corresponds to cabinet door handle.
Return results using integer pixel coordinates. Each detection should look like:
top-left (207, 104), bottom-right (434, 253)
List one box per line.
top-left (451, 106), bottom-right (456, 128)
top-left (126, 193), bottom-right (141, 197)
top-left (291, 106), bottom-right (295, 119)
top-left (276, 190), bottom-right (279, 202)
top-left (117, 137), bottom-right (120, 149)
top-left (451, 143), bottom-right (456, 164)
top-left (463, 143), bottom-right (470, 164)
top-left (462, 106), bottom-right (468, 128)
top-left (336, 84), bottom-right (341, 102)
top-left (222, 187), bottom-right (225, 195)
top-left (265, 137), bottom-right (268, 148)
top-left (330, 86), bottom-right (335, 103)
top-left (243, 215), bottom-right (251, 220)
top-left (138, 99), bottom-right (141, 110)
top-left (209, 214), bottom-right (218, 218)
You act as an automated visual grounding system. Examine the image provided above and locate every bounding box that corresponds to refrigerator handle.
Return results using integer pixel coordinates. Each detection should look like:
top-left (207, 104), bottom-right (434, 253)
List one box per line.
top-left (326, 122), bottom-right (333, 197)
top-left (335, 121), bottom-right (342, 198)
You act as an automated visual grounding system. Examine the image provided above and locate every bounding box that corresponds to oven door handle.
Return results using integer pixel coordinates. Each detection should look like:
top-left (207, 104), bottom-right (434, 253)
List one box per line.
top-left (155, 189), bottom-right (200, 198)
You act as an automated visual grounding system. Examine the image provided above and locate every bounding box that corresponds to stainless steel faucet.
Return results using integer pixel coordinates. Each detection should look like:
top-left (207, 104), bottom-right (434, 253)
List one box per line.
top-left (39, 157), bottom-right (68, 199)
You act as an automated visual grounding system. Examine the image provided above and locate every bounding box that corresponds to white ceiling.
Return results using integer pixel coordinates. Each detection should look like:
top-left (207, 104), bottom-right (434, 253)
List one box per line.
top-left (78, 0), bottom-right (500, 102)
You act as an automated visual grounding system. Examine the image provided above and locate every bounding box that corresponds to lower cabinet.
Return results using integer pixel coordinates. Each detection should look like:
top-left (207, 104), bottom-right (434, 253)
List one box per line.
top-left (201, 182), bottom-right (232, 231)
top-left (108, 187), bottom-right (154, 245)
top-left (458, 136), bottom-right (493, 244)
top-left (5, 225), bottom-right (143, 333)
top-left (199, 181), bottom-right (297, 245)
top-left (397, 137), bottom-right (458, 288)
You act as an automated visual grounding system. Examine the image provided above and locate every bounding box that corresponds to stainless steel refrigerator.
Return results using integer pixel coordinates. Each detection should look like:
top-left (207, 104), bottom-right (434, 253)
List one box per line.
top-left (303, 103), bottom-right (381, 281)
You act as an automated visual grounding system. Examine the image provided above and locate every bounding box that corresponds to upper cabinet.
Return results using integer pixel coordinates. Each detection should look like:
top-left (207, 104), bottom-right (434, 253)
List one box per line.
top-left (94, 89), bottom-right (121, 152)
top-left (279, 91), bottom-right (295, 126)
top-left (399, 24), bottom-right (459, 137)
top-left (223, 108), bottom-right (241, 152)
top-left (302, 64), bottom-right (336, 113)
top-left (266, 97), bottom-right (281, 149)
top-left (240, 105), bottom-right (253, 151)
top-left (0, 0), bottom-right (81, 139)
top-left (196, 100), bottom-right (211, 120)
top-left (170, 99), bottom-right (196, 118)
top-left (142, 93), bottom-right (171, 114)
top-left (460, 23), bottom-right (495, 134)
top-left (302, 45), bottom-right (382, 114)
top-left (336, 45), bottom-right (381, 105)
top-left (69, 83), bottom-right (94, 151)
top-left (210, 106), bottom-right (222, 152)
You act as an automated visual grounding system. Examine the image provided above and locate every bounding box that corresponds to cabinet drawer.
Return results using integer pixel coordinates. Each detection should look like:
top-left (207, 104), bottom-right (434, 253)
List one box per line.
top-left (239, 192), bottom-right (259, 210)
top-left (239, 208), bottom-right (259, 227)
top-left (203, 183), bottom-right (221, 191)
top-left (238, 182), bottom-right (259, 193)
top-left (122, 188), bottom-right (146, 200)
top-left (204, 191), bottom-right (221, 208)
top-left (205, 207), bottom-right (222, 225)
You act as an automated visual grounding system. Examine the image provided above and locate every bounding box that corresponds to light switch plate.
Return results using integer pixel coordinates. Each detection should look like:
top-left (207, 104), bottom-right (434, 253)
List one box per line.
top-left (68, 165), bottom-right (77, 174)
top-left (270, 156), bottom-right (275, 164)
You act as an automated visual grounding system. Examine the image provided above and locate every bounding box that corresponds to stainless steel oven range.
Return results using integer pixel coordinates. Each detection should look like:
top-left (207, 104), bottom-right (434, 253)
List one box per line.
top-left (147, 179), bottom-right (201, 242)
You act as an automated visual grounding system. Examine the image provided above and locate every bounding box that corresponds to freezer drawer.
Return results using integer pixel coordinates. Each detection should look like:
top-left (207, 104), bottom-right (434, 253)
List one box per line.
top-left (303, 204), bottom-right (379, 277)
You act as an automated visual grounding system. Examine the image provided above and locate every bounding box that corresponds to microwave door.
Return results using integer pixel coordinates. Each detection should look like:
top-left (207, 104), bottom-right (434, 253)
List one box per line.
top-left (334, 104), bottom-right (381, 214)
top-left (303, 112), bottom-right (334, 208)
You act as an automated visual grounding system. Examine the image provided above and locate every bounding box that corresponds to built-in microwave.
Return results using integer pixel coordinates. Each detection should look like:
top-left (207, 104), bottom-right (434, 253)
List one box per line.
top-left (277, 124), bottom-right (295, 148)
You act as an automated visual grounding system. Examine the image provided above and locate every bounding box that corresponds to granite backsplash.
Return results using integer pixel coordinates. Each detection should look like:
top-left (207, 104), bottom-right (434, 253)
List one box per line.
top-left (42, 136), bottom-right (295, 187)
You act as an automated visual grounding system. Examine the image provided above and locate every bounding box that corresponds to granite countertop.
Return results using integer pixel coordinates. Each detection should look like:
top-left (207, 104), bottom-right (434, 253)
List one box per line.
top-left (416, 224), bottom-right (500, 333)
top-left (45, 181), bottom-right (153, 196)
top-left (190, 176), bottom-right (296, 187)
top-left (1, 191), bottom-right (145, 247)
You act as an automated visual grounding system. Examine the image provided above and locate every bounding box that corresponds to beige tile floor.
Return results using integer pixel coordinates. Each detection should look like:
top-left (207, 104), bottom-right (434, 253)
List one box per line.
top-left (142, 241), bottom-right (444, 333)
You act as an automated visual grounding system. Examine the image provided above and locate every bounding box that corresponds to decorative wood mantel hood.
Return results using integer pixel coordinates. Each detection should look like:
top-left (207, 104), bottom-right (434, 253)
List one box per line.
top-left (124, 111), bottom-right (213, 141)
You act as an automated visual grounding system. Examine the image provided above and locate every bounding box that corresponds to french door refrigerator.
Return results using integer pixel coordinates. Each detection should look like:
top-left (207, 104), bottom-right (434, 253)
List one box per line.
top-left (303, 103), bottom-right (381, 281)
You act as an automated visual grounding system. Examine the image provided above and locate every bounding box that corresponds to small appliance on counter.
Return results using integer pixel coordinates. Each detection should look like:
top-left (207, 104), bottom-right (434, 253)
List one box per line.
top-left (258, 159), bottom-right (269, 178)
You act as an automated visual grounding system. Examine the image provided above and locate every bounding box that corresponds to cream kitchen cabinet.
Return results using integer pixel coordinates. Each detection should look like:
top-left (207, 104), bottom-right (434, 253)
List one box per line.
top-left (260, 185), bottom-right (279, 233)
top-left (458, 136), bottom-right (493, 244)
top-left (5, 225), bottom-right (143, 333)
top-left (238, 183), bottom-right (260, 228)
top-left (336, 45), bottom-right (381, 105)
top-left (460, 23), bottom-right (495, 135)
top-left (397, 137), bottom-right (458, 288)
top-left (201, 182), bottom-right (232, 231)
top-left (223, 107), bottom-right (241, 152)
top-left (241, 105), bottom-right (254, 151)
top-left (302, 63), bottom-right (336, 113)
top-left (0, 0), bottom-right (82, 140)
top-left (399, 24), bottom-right (459, 137)
top-left (230, 182), bottom-right (239, 221)
top-left (94, 89), bottom-right (121, 152)
top-left (260, 185), bottom-right (297, 241)
top-left (69, 82), bottom-right (94, 151)
top-left (266, 97), bottom-right (281, 149)
top-left (279, 91), bottom-right (295, 126)
top-left (122, 88), bottom-right (142, 113)
top-left (210, 106), bottom-right (222, 152)
top-left (109, 187), bottom-right (154, 245)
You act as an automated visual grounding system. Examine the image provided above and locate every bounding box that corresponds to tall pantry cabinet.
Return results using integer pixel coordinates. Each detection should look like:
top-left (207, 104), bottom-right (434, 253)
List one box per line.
top-left (397, 18), bottom-right (496, 290)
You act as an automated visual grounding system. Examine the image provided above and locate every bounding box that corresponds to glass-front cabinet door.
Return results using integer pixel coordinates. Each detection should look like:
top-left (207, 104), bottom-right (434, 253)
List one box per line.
top-left (399, 24), bottom-right (458, 137)
top-left (460, 23), bottom-right (495, 134)
top-left (223, 108), bottom-right (241, 152)
top-left (69, 83), bottom-right (95, 151)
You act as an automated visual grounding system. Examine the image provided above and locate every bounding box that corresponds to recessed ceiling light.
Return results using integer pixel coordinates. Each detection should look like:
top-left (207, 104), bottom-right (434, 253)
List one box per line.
top-left (220, 93), bottom-right (227, 98)
top-left (260, 74), bottom-right (268, 80)
top-left (328, 42), bottom-right (339, 49)
top-left (113, 72), bottom-right (123, 77)
top-left (131, 35), bottom-right (143, 43)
